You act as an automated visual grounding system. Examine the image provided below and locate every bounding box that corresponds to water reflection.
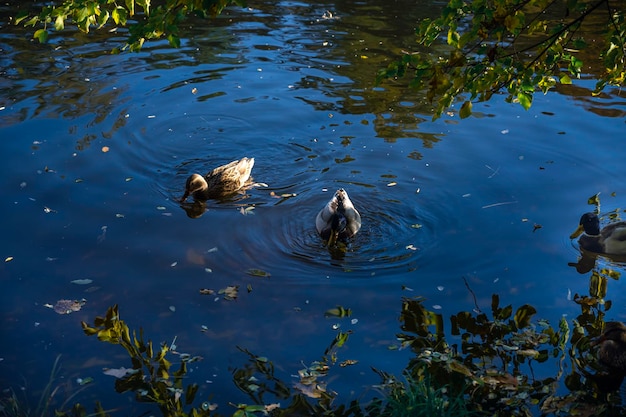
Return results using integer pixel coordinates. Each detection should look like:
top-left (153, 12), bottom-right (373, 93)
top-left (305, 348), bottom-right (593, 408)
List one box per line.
top-left (2, 0), bottom-right (626, 413)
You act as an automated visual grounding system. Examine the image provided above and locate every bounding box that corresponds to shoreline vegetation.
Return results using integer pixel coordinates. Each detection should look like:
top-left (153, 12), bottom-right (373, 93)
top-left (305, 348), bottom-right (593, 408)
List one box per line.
top-left (3, 283), bottom-right (625, 417)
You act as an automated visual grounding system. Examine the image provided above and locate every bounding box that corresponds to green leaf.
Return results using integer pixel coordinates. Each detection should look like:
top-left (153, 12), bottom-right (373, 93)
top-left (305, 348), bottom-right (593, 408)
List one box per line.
top-left (560, 74), bottom-right (572, 84)
top-left (125, 0), bottom-right (135, 16)
top-left (517, 91), bottom-right (532, 110)
top-left (34, 29), bottom-right (48, 43)
top-left (167, 34), bottom-right (181, 48)
top-left (112, 7), bottom-right (127, 25)
top-left (14, 10), bottom-right (30, 25)
top-left (97, 10), bottom-right (110, 28)
top-left (55, 14), bottom-right (65, 31)
top-left (459, 100), bottom-right (472, 118)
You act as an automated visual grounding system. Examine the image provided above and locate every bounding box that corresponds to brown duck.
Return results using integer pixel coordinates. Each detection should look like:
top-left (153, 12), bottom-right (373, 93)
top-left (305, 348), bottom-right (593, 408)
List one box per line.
top-left (181, 157), bottom-right (255, 202)
top-left (595, 321), bottom-right (626, 374)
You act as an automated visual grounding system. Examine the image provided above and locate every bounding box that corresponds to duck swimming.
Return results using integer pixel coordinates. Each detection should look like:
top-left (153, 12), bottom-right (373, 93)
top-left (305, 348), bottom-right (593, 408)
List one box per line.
top-left (181, 157), bottom-right (255, 202)
top-left (316, 188), bottom-right (361, 245)
top-left (570, 212), bottom-right (626, 255)
top-left (594, 321), bottom-right (626, 374)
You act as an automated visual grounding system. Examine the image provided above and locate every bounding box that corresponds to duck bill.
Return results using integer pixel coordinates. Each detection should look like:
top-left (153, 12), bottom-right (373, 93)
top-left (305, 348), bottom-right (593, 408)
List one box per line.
top-left (180, 192), bottom-right (190, 203)
top-left (570, 224), bottom-right (584, 239)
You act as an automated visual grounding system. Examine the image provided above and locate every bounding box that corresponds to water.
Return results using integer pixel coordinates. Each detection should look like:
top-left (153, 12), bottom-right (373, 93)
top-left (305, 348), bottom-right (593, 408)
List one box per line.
top-left (1, 0), bottom-right (626, 413)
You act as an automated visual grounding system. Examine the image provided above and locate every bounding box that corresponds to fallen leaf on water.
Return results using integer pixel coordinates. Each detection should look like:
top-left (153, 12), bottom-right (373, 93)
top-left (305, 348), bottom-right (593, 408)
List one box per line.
top-left (102, 146), bottom-right (110, 153)
top-left (387, 182), bottom-right (397, 187)
top-left (246, 268), bottom-right (270, 278)
top-left (51, 299), bottom-right (86, 315)
top-left (339, 359), bottom-right (358, 367)
top-left (199, 289), bottom-right (215, 295)
top-left (533, 223), bottom-right (542, 232)
top-left (103, 367), bottom-right (136, 378)
top-left (219, 285), bottom-right (239, 300)
top-left (5, 256), bottom-right (13, 262)
top-left (71, 279), bottom-right (93, 285)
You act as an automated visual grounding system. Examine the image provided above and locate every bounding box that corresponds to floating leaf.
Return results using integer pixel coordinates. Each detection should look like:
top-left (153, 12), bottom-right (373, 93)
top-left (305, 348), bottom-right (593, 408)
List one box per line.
top-left (219, 285), bottom-right (239, 300)
top-left (102, 146), bottom-right (110, 153)
top-left (5, 256), bottom-right (13, 262)
top-left (52, 299), bottom-right (86, 314)
top-left (199, 289), bottom-right (215, 295)
top-left (387, 182), bottom-right (397, 187)
top-left (246, 268), bottom-right (270, 278)
top-left (325, 305), bottom-right (352, 318)
top-left (103, 367), bottom-right (136, 378)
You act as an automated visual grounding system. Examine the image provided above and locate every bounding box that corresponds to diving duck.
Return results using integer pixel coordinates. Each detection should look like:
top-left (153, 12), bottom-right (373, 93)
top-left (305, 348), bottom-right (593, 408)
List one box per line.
top-left (181, 157), bottom-right (255, 202)
top-left (570, 212), bottom-right (626, 255)
top-left (594, 321), bottom-right (626, 374)
top-left (316, 188), bottom-right (361, 245)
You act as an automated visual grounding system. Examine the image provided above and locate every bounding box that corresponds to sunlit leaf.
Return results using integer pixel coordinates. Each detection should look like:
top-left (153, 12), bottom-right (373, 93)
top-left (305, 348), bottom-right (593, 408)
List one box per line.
top-left (33, 29), bottom-right (48, 43)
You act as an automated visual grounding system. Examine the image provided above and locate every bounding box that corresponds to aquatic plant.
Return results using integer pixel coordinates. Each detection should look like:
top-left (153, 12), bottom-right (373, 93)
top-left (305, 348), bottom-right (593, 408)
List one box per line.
top-left (0, 355), bottom-right (107, 417)
top-left (80, 305), bottom-right (209, 416)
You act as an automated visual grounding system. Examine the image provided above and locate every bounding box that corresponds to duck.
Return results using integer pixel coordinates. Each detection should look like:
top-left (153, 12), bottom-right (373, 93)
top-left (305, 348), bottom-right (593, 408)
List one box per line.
top-left (316, 188), bottom-right (361, 245)
top-left (570, 212), bottom-right (626, 255)
top-left (594, 321), bottom-right (626, 374)
top-left (181, 157), bottom-right (255, 202)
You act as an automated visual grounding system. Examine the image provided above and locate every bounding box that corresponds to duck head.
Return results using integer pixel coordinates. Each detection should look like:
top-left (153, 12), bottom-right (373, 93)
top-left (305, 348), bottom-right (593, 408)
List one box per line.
top-left (570, 212), bottom-right (601, 238)
top-left (181, 173), bottom-right (208, 202)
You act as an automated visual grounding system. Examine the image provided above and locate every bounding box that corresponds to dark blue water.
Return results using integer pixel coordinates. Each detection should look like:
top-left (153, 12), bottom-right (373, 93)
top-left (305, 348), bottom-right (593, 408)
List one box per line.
top-left (1, 0), bottom-right (626, 413)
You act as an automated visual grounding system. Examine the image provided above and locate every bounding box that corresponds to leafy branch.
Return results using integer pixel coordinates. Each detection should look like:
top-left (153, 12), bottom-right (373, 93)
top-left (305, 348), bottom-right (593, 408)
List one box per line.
top-left (377, 0), bottom-right (626, 119)
top-left (13, 0), bottom-right (246, 52)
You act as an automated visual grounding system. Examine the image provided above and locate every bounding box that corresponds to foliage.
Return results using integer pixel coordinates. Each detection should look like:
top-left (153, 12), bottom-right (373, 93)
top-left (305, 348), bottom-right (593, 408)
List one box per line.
top-left (80, 304), bottom-right (210, 416)
top-left (0, 355), bottom-right (107, 417)
top-left (394, 295), bottom-right (623, 416)
top-left (13, 0), bottom-right (246, 52)
top-left (26, 268), bottom-right (625, 417)
top-left (377, 0), bottom-right (626, 119)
